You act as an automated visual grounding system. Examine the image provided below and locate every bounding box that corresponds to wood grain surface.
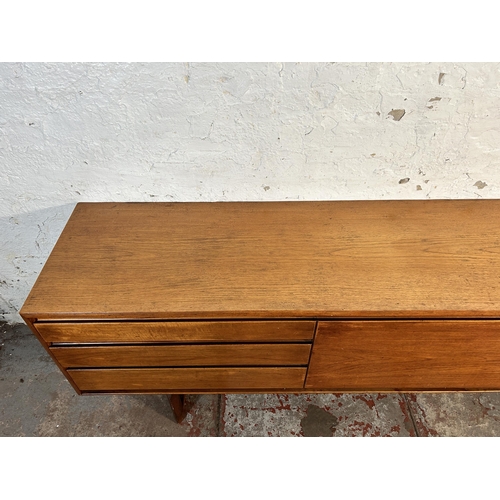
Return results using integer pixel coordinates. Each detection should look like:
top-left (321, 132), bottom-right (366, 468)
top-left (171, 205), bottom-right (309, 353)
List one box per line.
top-left (20, 200), bottom-right (500, 320)
top-left (69, 367), bottom-right (307, 391)
top-left (51, 343), bottom-right (311, 367)
top-left (306, 320), bottom-right (500, 391)
top-left (36, 320), bottom-right (315, 343)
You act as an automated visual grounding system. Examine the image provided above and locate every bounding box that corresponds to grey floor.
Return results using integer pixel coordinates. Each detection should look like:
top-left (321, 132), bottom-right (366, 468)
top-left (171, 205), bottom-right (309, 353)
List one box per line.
top-left (2, 321), bottom-right (500, 437)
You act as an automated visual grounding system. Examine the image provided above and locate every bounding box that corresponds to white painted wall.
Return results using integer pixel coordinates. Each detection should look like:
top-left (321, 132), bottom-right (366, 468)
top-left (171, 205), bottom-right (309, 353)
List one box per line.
top-left (1, 62), bottom-right (499, 323)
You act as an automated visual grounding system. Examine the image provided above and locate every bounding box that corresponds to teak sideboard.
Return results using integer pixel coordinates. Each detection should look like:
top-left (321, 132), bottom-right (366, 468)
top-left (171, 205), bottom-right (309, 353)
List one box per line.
top-left (20, 201), bottom-right (500, 421)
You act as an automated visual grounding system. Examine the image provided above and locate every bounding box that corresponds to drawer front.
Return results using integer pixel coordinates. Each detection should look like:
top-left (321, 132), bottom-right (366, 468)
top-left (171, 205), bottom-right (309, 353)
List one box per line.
top-left (69, 367), bottom-right (307, 391)
top-left (306, 320), bottom-right (500, 391)
top-left (50, 343), bottom-right (311, 368)
top-left (36, 320), bottom-right (315, 344)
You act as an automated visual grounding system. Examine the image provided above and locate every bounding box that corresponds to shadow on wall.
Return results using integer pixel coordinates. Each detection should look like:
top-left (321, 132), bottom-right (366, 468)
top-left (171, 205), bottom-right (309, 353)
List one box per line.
top-left (0, 204), bottom-right (76, 324)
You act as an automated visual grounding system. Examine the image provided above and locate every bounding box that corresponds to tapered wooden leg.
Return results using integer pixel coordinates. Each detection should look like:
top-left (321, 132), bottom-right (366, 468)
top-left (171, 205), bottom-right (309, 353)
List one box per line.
top-left (169, 394), bottom-right (187, 423)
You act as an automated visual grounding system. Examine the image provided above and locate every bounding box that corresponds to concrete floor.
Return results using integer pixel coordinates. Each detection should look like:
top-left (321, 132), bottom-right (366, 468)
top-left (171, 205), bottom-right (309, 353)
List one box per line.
top-left (2, 321), bottom-right (500, 437)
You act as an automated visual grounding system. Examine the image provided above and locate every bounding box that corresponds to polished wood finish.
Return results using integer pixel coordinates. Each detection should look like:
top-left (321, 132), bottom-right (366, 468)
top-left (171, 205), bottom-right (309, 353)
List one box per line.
top-left (69, 367), bottom-right (307, 391)
top-left (22, 316), bottom-right (82, 394)
top-left (50, 343), bottom-right (311, 368)
top-left (19, 201), bottom-right (500, 404)
top-left (36, 320), bottom-right (315, 344)
top-left (20, 200), bottom-right (500, 320)
top-left (306, 320), bottom-right (500, 391)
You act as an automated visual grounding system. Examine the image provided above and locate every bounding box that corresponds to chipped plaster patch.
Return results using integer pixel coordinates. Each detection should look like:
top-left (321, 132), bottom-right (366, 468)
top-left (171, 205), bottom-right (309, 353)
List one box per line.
top-left (388, 109), bottom-right (406, 121)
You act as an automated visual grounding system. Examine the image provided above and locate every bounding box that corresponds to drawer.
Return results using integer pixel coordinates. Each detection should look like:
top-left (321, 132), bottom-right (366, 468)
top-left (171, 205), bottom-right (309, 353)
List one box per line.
top-left (50, 343), bottom-right (312, 368)
top-left (36, 320), bottom-right (315, 344)
top-left (306, 320), bottom-right (500, 391)
top-left (69, 367), bottom-right (307, 391)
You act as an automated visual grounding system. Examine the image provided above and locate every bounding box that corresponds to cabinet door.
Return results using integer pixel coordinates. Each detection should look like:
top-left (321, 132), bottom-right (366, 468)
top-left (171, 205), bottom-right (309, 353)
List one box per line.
top-left (305, 320), bottom-right (500, 391)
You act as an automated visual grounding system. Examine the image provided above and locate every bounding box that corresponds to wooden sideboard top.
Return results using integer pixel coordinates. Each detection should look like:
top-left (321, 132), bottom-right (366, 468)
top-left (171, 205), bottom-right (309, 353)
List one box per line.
top-left (20, 200), bottom-right (500, 320)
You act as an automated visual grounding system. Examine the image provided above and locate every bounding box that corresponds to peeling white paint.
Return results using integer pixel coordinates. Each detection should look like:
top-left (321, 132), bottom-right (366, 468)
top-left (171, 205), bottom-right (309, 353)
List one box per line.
top-left (1, 62), bottom-right (500, 323)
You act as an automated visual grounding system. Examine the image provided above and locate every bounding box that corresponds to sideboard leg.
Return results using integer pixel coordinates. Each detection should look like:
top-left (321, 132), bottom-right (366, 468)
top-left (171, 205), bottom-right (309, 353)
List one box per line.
top-left (169, 394), bottom-right (187, 423)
